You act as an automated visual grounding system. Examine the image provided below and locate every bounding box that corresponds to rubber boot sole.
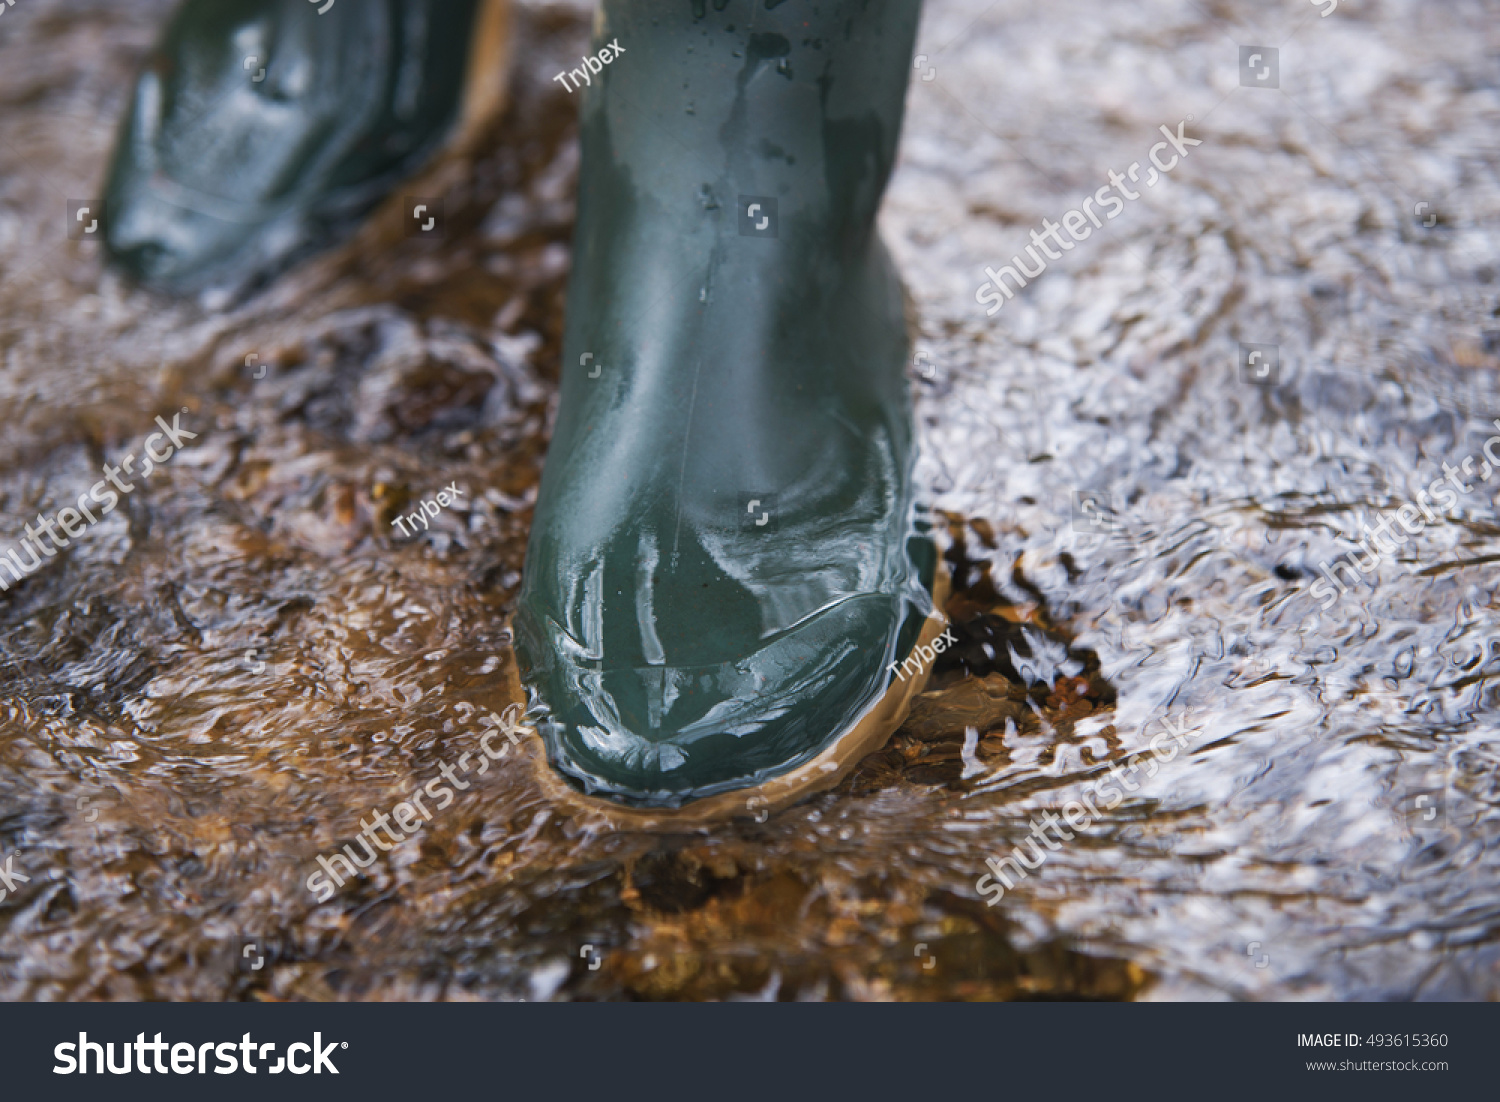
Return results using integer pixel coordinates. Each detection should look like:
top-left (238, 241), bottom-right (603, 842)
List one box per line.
top-left (508, 562), bottom-right (951, 832)
top-left (457, 0), bottom-right (514, 151)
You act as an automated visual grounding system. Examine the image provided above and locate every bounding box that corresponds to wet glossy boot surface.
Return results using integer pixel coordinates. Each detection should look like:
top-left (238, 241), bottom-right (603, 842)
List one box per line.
top-left (104, 0), bottom-right (482, 294)
top-left (516, 0), bottom-right (931, 808)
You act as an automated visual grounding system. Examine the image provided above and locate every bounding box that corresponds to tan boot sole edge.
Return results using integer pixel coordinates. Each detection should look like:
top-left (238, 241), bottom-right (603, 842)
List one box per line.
top-left (457, 0), bottom-right (514, 149)
top-left (505, 562), bottom-right (952, 832)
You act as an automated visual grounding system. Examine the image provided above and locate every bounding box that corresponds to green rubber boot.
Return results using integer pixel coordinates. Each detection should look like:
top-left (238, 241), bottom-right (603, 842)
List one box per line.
top-left (103, 0), bottom-right (504, 295)
top-left (515, 0), bottom-right (941, 818)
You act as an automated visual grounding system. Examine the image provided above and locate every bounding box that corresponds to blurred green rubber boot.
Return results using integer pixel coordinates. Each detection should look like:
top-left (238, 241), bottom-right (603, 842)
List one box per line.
top-left (103, 0), bottom-right (506, 296)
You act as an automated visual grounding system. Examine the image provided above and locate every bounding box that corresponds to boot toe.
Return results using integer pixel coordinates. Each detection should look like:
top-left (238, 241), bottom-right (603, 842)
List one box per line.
top-left (518, 593), bottom-right (904, 807)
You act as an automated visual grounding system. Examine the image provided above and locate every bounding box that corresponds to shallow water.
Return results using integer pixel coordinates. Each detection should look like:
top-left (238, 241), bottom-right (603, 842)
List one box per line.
top-left (0, 0), bottom-right (1497, 1000)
